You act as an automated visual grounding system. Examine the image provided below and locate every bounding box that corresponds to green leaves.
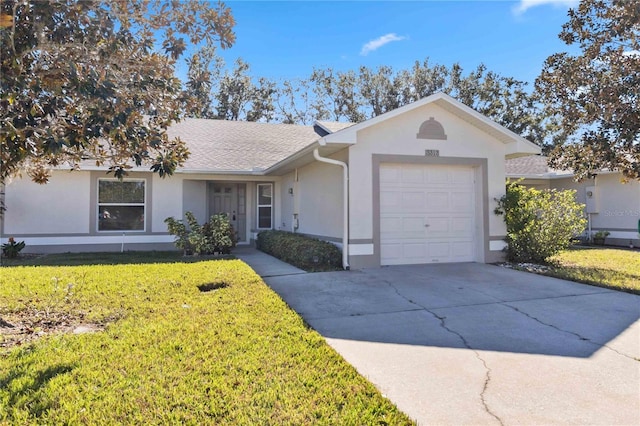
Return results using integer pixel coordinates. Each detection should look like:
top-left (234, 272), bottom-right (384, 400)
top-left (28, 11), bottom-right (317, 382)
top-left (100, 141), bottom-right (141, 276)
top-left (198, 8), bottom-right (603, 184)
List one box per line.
top-left (1, 0), bottom-right (235, 184)
top-left (495, 181), bottom-right (588, 263)
top-left (256, 230), bottom-right (342, 272)
top-left (536, 0), bottom-right (640, 180)
top-left (165, 211), bottom-right (237, 255)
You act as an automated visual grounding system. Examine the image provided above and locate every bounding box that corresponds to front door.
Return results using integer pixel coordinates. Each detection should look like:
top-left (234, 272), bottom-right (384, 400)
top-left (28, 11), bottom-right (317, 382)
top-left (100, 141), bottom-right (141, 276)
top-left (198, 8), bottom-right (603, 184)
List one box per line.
top-left (208, 183), bottom-right (247, 242)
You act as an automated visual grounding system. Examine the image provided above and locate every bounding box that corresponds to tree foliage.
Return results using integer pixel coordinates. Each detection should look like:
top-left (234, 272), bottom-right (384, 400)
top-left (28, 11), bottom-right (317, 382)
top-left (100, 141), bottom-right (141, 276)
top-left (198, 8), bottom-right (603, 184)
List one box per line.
top-left (495, 182), bottom-right (587, 263)
top-left (165, 211), bottom-right (236, 255)
top-left (277, 59), bottom-right (549, 145)
top-left (536, 0), bottom-right (640, 180)
top-left (0, 0), bottom-right (235, 184)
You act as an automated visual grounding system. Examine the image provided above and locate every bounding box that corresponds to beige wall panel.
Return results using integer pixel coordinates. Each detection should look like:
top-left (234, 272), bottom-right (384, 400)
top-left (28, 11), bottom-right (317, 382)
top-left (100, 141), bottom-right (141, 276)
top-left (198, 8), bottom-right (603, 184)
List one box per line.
top-left (348, 103), bottom-right (508, 241)
top-left (152, 174), bottom-right (184, 232)
top-left (4, 171), bottom-right (91, 234)
top-left (293, 151), bottom-right (346, 240)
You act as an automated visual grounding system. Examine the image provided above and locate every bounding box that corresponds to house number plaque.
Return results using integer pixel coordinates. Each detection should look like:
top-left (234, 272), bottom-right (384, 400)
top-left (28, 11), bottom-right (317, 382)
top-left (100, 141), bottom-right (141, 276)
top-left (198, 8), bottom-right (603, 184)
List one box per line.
top-left (425, 149), bottom-right (440, 157)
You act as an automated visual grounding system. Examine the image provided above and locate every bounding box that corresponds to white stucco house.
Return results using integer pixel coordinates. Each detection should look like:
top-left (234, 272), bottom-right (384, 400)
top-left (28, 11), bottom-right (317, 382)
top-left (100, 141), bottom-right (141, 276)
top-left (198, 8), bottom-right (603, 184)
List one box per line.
top-left (506, 155), bottom-right (640, 247)
top-left (1, 93), bottom-right (541, 268)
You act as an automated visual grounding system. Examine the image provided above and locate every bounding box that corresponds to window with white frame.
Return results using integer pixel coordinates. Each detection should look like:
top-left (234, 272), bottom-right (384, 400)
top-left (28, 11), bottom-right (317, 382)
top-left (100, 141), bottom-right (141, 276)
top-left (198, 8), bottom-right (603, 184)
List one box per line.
top-left (97, 179), bottom-right (145, 231)
top-left (257, 183), bottom-right (273, 229)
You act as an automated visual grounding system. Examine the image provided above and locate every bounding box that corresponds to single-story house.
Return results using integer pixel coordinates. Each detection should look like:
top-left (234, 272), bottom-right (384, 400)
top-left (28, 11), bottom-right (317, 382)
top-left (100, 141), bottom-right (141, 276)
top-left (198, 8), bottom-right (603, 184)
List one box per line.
top-left (1, 93), bottom-right (541, 268)
top-left (506, 155), bottom-right (640, 247)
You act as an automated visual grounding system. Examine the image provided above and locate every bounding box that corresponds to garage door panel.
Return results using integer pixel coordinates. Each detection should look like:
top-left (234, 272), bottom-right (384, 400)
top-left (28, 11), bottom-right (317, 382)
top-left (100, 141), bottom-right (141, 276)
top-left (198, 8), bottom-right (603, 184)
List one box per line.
top-left (427, 168), bottom-right (449, 184)
top-left (451, 168), bottom-right (475, 185)
top-left (380, 167), bottom-right (401, 184)
top-left (380, 190), bottom-right (401, 208)
top-left (381, 242), bottom-right (427, 265)
top-left (381, 215), bottom-right (426, 238)
top-left (451, 241), bottom-right (474, 258)
top-left (402, 191), bottom-right (426, 211)
top-left (380, 216), bottom-right (402, 234)
top-left (450, 217), bottom-right (473, 234)
top-left (426, 216), bottom-right (449, 233)
top-left (380, 163), bottom-right (477, 265)
top-left (380, 243), bottom-right (402, 263)
top-left (427, 241), bottom-right (450, 258)
top-left (401, 167), bottom-right (425, 183)
top-left (425, 192), bottom-right (449, 211)
top-left (403, 242), bottom-right (427, 259)
top-left (451, 192), bottom-right (473, 210)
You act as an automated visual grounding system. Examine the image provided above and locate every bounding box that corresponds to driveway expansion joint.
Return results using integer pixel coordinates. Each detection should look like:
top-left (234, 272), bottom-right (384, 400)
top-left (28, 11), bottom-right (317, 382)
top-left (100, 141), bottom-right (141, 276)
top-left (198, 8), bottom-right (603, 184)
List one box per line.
top-left (381, 279), bottom-right (505, 425)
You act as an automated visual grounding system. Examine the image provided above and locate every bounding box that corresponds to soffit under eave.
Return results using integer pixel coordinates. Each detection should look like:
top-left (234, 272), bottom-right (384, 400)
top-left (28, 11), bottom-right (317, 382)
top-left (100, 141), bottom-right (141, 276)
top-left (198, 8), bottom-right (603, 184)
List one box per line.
top-left (263, 143), bottom-right (349, 176)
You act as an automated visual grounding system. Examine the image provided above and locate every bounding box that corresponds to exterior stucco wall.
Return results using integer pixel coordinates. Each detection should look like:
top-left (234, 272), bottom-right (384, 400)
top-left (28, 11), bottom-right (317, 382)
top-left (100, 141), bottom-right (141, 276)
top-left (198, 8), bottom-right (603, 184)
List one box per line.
top-left (347, 103), bottom-right (509, 266)
top-left (279, 172), bottom-right (296, 232)
top-left (590, 174), bottom-right (639, 234)
top-left (279, 150), bottom-right (346, 241)
top-left (2, 170), bottom-right (280, 253)
top-left (3, 171), bottom-right (91, 235)
top-left (182, 179), bottom-right (207, 224)
top-left (518, 178), bottom-right (551, 190)
top-left (551, 177), bottom-right (591, 206)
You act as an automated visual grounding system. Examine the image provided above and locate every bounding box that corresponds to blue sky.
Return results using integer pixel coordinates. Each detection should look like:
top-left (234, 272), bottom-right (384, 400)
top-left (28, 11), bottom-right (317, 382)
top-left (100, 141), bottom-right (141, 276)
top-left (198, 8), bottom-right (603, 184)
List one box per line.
top-left (195, 0), bottom-right (580, 89)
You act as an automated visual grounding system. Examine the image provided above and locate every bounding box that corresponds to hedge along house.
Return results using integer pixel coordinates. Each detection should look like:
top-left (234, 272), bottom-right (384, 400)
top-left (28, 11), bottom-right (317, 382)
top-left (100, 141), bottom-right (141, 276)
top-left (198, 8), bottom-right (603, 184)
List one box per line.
top-left (506, 155), bottom-right (640, 248)
top-left (2, 93), bottom-right (540, 267)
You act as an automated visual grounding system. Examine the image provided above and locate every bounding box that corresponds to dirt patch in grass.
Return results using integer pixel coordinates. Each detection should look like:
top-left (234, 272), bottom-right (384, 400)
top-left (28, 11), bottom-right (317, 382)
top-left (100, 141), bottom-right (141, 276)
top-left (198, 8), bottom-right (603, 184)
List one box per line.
top-left (197, 281), bottom-right (228, 292)
top-left (0, 309), bottom-right (117, 351)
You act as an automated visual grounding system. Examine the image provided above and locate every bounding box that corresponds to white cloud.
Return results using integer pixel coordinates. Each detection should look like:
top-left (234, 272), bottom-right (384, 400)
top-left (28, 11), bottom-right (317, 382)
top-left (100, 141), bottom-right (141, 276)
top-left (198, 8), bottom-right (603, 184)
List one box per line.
top-left (513, 0), bottom-right (579, 15)
top-left (360, 33), bottom-right (406, 56)
top-left (622, 50), bottom-right (640, 58)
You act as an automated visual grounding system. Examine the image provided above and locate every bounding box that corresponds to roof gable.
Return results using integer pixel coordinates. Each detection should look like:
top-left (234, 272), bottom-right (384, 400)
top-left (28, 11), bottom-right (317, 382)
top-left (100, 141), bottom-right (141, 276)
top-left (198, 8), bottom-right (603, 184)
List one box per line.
top-left (320, 92), bottom-right (541, 157)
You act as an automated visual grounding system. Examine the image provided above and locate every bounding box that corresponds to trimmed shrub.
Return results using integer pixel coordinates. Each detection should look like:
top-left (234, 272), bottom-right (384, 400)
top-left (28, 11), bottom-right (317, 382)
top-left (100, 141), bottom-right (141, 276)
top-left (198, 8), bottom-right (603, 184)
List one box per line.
top-left (495, 181), bottom-right (587, 263)
top-left (257, 230), bottom-right (342, 272)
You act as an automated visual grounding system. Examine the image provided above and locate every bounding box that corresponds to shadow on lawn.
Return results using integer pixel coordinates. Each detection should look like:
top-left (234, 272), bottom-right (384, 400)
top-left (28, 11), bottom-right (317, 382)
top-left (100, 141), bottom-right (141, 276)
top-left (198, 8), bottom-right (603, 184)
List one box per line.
top-left (1, 357), bottom-right (76, 417)
top-left (1, 251), bottom-right (236, 267)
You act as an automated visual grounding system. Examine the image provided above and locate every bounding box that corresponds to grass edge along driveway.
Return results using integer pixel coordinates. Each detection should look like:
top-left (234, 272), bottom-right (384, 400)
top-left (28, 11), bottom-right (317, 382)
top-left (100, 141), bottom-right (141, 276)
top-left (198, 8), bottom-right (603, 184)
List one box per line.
top-left (0, 257), bottom-right (414, 425)
top-left (517, 247), bottom-right (640, 295)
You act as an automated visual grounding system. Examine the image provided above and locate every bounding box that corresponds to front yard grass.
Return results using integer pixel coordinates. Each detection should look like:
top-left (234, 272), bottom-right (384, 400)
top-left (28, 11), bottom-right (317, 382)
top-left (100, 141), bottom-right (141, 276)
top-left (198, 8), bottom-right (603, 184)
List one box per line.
top-left (0, 257), bottom-right (413, 424)
top-left (544, 247), bottom-right (640, 294)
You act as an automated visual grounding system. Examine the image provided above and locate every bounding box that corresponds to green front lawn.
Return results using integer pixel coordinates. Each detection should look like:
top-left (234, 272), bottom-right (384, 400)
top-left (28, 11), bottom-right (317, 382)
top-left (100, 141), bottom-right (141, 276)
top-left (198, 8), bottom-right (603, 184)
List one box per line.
top-left (545, 248), bottom-right (640, 294)
top-left (0, 257), bottom-right (413, 424)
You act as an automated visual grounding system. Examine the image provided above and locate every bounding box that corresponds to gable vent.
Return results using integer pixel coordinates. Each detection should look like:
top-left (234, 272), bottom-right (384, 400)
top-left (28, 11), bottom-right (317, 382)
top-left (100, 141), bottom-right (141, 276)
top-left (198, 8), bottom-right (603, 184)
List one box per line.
top-left (417, 117), bottom-right (447, 140)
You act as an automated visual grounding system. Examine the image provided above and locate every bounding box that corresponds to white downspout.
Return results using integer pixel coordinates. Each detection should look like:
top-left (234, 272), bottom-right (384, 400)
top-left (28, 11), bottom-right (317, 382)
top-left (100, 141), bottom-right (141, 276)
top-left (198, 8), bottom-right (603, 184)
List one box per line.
top-left (313, 148), bottom-right (350, 270)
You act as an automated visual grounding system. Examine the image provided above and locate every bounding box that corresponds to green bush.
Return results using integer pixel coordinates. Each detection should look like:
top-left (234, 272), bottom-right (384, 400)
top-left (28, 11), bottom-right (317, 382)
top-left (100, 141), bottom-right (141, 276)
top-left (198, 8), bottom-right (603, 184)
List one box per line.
top-left (1, 237), bottom-right (25, 258)
top-left (495, 181), bottom-right (587, 263)
top-left (257, 230), bottom-right (342, 272)
top-left (165, 212), bottom-right (237, 255)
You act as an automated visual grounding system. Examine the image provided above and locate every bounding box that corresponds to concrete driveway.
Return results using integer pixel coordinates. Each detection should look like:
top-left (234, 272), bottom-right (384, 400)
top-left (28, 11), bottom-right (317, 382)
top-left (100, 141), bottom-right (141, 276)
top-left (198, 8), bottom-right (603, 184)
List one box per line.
top-left (261, 262), bottom-right (640, 425)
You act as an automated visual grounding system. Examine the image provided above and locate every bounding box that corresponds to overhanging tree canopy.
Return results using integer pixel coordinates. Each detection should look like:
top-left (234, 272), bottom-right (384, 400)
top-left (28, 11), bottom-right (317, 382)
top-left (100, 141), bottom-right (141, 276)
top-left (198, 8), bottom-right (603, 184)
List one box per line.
top-left (536, 0), bottom-right (640, 180)
top-left (0, 0), bottom-right (235, 184)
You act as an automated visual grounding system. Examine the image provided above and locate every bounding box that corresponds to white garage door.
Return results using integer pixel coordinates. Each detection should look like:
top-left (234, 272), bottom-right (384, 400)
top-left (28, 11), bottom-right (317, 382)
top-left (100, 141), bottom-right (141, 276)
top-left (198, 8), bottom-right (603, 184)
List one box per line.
top-left (380, 163), bottom-right (477, 265)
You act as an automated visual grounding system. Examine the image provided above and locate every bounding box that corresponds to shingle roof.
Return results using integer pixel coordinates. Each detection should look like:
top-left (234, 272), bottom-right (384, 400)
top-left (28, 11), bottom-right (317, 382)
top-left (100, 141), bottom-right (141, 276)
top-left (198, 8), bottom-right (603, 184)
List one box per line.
top-left (166, 119), bottom-right (325, 172)
top-left (505, 155), bottom-right (571, 177)
top-left (505, 155), bottom-right (550, 175)
top-left (315, 121), bottom-right (355, 133)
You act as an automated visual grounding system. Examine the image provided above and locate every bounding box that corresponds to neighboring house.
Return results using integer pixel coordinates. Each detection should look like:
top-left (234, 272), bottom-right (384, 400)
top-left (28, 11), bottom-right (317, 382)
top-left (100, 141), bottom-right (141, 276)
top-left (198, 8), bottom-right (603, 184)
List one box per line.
top-left (506, 155), bottom-right (640, 247)
top-left (1, 93), bottom-right (540, 268)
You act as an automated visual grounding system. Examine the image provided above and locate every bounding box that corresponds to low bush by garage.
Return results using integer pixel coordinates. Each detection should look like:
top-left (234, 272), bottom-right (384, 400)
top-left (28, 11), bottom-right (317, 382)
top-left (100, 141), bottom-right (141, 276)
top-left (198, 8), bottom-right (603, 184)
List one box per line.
top-left (257, 230), bottom-right (342, 272)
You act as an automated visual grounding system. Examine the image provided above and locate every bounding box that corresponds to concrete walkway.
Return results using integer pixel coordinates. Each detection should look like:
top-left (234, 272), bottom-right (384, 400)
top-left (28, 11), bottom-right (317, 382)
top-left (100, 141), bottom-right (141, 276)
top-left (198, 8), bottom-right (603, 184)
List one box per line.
top-left (238, 250), bottom-right (640, 425)
top-left (234, 246), bottom-right (306, 277)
